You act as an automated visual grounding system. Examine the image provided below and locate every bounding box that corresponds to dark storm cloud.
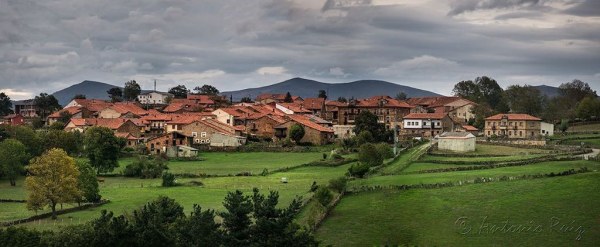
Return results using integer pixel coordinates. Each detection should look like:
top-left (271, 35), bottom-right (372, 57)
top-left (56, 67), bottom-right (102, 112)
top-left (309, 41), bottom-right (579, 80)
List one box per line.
top-left (0, 0), bottom-right (598, 99)
top-left (563, 0), bottom-right (600, 16)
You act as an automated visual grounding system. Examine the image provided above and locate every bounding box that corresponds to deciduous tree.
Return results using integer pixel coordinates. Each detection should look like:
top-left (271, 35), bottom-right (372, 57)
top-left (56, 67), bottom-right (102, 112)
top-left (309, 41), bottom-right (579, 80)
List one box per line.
top-left (194, 84), bottom-right (220, 95)
top-left (168, 85), bottom-right (189, 99)
top-left (76, 160), bottom-right (101, 203)
top-left (504, 84), bottom-right (545, 116)
top-left (84, 127), bottom-right (121, 174)
top-left (26, 148), bottom-right (81, 219)
top-left (33, 93), bottom-right (61, 119)
top-left (289, 124), bottom-right (305, 143)
top-left (318, 90), bottom-right (327, 99)
top-left (123, 80), bottom-right (141, 101)
top-left (0, 92), bottom-right (13, 116)
top-left (0, 139), bottom-right (29, 186)
top-left (107, 87), bottom-right (123, 102)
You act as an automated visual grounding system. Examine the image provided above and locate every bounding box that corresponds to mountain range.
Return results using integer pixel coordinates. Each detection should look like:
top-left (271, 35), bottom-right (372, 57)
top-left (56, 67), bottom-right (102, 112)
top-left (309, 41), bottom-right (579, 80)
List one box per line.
top-left (221, 78), bottom-right (441, 101)
top-left (41, 78), bottom-right (561, 106)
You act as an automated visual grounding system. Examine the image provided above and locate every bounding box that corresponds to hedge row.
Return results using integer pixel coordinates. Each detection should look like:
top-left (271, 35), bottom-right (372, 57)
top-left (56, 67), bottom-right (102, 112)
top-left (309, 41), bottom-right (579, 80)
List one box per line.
top-left (0, 200), bottom-right (110, 227)
top-left (422, 154), bottom-right (576, 165)
top-left (406, 156), bottom-right (582, 175)
top-left (0, 199), bottom-right (27, 203)
top-left (347, 167), bottom-right (590, 194)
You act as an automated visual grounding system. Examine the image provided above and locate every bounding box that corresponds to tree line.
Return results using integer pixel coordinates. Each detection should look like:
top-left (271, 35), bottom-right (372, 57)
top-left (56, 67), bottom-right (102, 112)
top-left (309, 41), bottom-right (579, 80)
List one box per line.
top-left (0, 189), bottom-right (318, 247)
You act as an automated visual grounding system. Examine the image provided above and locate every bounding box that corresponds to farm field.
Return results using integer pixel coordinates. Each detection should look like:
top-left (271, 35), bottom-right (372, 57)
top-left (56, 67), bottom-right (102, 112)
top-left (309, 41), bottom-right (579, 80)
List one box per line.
top-left (110, 152), bottom-right (326, 175)
top-left (430, 143), bottom-right (551, 156)
top-left (567, 123), bottom-right (600, 132)
top-left (0, 151), bottom-right (351, 230)
top-left (563, 138), bottom-right (600, 148)
top-left (316, 172), bottom-right (600, 246)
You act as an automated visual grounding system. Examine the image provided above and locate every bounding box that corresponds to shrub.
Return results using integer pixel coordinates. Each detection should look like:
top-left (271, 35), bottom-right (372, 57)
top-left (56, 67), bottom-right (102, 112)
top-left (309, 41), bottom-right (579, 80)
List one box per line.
top-left (309, 181), bottom-right (318, 192)
top-left (289, 124), bottom-right (305, 143)
top-left (188, 180), bottom-right (204, 186)
top-left (348, 162), bottom-right (370, 178)
top-left (314, 187), bottom-right (333, 207)
top-left (354, 130), bottom-right (374, 146)
top-left (375, 143), bottom-right (394, 159)
top-left (322, 153), bottom-right (328, 160)
top-left (124, 156), bottom-right (168, 179)
top-left (328, 177), bottom-right (347, 193)
top-left (358, 143), bottom-right (383, 167)
top-left (162, 172), bottom-right (177, 187)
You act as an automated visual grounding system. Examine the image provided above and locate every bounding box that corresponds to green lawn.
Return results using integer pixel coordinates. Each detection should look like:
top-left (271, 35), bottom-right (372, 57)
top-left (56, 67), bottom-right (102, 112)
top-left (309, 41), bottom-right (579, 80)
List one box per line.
top-left (401, 162), bottom-right (481, 173)
top-left (431, 144), bottom-right (550, 156)
top-left (420, 153), bottom-right (549, 163)
top-left (378, 143), bottom-right (430, 175)
top-left (348, 160), bottom-right (600, 188)
top-left (563, 138), bottom-right (600, 148)
top-left (567, 123), bottom-right (600, 132)
top-left (110, 152), bottom-right (325, 176)
top-left (316, 172), bottom-right (600, 246)
top-left (1, 160), bottom-right (352, 230)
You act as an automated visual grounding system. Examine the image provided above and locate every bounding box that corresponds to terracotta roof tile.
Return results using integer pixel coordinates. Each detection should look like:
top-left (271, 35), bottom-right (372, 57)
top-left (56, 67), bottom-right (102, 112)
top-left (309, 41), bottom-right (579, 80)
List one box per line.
top-left (286, 114), bottom-right (333, 133)
top-left (485, 114), bottom-right (542, 121)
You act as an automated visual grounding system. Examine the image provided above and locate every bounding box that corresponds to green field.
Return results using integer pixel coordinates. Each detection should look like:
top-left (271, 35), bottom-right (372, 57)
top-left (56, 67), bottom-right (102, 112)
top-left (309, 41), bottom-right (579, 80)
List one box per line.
top-left (431, 143), bottom-right (550, 156)
top-left (567, 123), bottom-right (600, 132)
top-left (316, 172), bottom-right (600, 246)
top-left (0, 152), bottom-right (350, 230)
top-left (563, 138), bottom-right (600, 148)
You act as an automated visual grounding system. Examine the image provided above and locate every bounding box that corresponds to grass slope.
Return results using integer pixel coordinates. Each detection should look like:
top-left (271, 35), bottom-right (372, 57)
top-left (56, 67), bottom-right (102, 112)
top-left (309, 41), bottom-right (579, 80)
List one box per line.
top-left (316, 172), bottom-right (600, 246)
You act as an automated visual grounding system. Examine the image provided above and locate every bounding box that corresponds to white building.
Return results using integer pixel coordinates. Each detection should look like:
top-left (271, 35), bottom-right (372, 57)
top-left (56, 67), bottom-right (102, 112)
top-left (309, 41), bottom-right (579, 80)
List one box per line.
top-left (137, 92), bottom-right (173, 105)
top-left (436, 132), bottom-right (476, 152)
top-left (540, 122), bottom-right (554, 137)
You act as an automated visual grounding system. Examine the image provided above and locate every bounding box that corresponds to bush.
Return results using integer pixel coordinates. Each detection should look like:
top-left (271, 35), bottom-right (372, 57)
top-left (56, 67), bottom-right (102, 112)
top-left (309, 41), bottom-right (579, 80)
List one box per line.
top-left (289, 124), bottom-right (305, 143)
top-left (375, 143), bottom-right (394, 159)
top-left (309, 181), bottom-right (318, 192)
top-left (354, 130), bottom-right (374, 146)
top-left (314, 187), bottom-right (333, 207)
top-left (358, 143), bottom-right (383, 167)
top-left (188, 180), bottom-right (204, 186)
top-left (348, 162), bottom-right (370, 178)
top-left (328, 177), bottom-right (347, 193)
top-left (124, 156), bottom-right (168, 179)
top-left (162, 172), bottom-right (177, 187)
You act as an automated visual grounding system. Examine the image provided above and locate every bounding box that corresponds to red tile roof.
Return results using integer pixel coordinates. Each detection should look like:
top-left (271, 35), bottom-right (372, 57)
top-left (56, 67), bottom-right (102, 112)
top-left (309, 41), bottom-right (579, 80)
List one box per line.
top-left (108, 102), bottom-right (148, 116)
top-left (256, 93), bottom-right (302, 102)
top-left (186, 94), bottom-right (215, 104)
top-left (286, 114), bottom-right (333, 133)
top-left (485, 114), bottom-right (542, 121)
top-left (71, 99), bottom-right (112, 112)
top-left (350, 96), bottom-right (412, 108)
top-left (48, 106), bottom-right (83, 118)
top-left (68, 118), bottom-right (134, 130)
top-left (403, 112), bottom-right (448, 120)
top-left (278, 103), bottom-right (313, 114)
top-left (462, 125), bottom-right (478, 131)
top-left (300, 98), bottom-right (325, 110)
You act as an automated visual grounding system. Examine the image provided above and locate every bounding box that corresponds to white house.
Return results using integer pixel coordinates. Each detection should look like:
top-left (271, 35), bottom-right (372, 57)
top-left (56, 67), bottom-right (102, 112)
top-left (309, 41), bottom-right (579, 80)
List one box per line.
top-left (401, 113), bottom-right (450, 137)
top-left (137, 92), bottom-right (173, 105)
top-left (436, 132), bottom-right (476, 152)
top-left (540, 122), bottom-right (554, 137)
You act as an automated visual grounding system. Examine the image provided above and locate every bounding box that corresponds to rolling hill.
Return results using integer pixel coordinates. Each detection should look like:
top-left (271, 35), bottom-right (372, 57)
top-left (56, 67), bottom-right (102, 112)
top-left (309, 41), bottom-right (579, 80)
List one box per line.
top-left (222, 77), bottom-right (441, 101)
top-left (532, 85), bottom-right (560, 98)
top-left (51, 80), bottom-right (121, 106)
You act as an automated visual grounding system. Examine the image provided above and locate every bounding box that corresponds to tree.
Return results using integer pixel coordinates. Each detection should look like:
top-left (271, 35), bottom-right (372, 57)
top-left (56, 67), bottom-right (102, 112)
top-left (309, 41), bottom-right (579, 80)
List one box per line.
top-left (337, 97), bottom-right (348, 103)
top-left (375, 142), bottom-right (394, 159)
top-left (0, 92), bottom-right (13, 116)
top-left (283, 92), bottom-right (293, 103)
top-left (219, 190), bottom-right (253, 246)
top-left (504, 84), bottom-right (545, 116)
top-left (26, 148), bottom-right (81, 219)
top-left (123, 80), bottom-right (141, 101)
top-left (33, 93), bottom-right (61, 119)
top-left (575, 97), bottom-right (600, 120)
top-left (452, 80), bottom-right (481, 102)
top-left (348, 162), bottom-right (370, 178)
top-left (558, 119), bottom-right (569, 133)
top-left (452, 76), bottom-right (509, 113)
top-left (76, 160), bottom-right (101, 203)
top-left (84, 127), bottom-right (121, 174)
top-left (289, 124), bottom-right (305, 143)
top-left (0, 139), bottom-right (29, 186)
top-left (175, 205), bottom-right (222, 246)
top-left (395, 91), bottom-right (407, 100)
top-left (72, 94), bottom-right (86, 100)
top-left (131, 196), bottom-right (185, 246)
top-left (328, 176), bottom-right (347, 193)
top-left (358, 143), bottom-right (383, 167)
top-left (354, 130), bottom-right (374, 146)
top-left (107, 87), bottom-right (123, 102)
top-left (559, 79), bottom-right (597, 106)
top-left (240, 96), bottom-right (253, 103)
top-left (194, 84), bottom-right (220, 95)
top-left (5, 125), bottom-right (43, 157)
top-left (48, 121), bottom-right (66, 130)
top-left (40, 129), bottom-right (82, 155)
top-left (314, 186), bottom-right (332, 207)
top-left (168, 85), bottom-right (189, 99)
top-left (354, 110), bottom-right (387, 142)
top-left (318, 90), bottom-right (327, 99)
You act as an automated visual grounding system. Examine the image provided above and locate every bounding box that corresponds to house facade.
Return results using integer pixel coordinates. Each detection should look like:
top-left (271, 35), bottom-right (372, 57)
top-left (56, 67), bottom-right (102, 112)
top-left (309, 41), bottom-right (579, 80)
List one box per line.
top-left (145, 132), bottom-right (192, 156)
top-left (0, 114), bottom-right (24, 126)
top-left (484, 114), bottom-right (543, 139)
top-left (437, 132), bottom-right (476, 152)
top-left (337, 96), bottom-right (413, 130)
top-left (401, 112), bottom-right (452, 137)
top-left (137, 92), bottom-right (173, 105)
top-left (274, 114), bottom-right (334, 145)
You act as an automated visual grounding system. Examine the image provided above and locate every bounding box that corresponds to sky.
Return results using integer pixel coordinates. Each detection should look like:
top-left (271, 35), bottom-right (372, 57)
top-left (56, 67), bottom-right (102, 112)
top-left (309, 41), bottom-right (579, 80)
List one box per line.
top-left (1, 0), bottom-right (599, 100)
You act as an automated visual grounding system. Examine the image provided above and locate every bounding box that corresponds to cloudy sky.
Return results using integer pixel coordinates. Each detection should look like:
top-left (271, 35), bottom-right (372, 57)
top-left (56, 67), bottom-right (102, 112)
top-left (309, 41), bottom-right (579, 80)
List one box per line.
top-left (1, 0), bottom-right (599, 100)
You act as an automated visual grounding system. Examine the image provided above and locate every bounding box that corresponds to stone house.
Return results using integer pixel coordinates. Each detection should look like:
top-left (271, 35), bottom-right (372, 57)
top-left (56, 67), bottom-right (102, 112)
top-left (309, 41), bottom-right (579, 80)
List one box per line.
top-left (274, 114), bottom-right (334, 145)
top-left (64, 118), bottom-right (142, 137)
top-left (337, 96), bottom-right (413, 131)
top-left (145, 132), bottom-right (192, 155)
top-left (180, 118), bottom-right (244, 146)
top-left (484, 114), bottom-right (543, 139)
top-left (97, 102), bottom-right (147, 119)
top-left (47, 106), bottom-right (92, 125)
top-left (0, 114), bottom-right (24, 126)
top-left (245, 113), bottom-right (287, 139)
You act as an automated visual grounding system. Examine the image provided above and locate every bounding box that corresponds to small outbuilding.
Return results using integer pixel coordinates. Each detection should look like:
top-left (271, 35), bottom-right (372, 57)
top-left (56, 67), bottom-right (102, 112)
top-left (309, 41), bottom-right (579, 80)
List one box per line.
top-left (436, 132), bottom-right (476, 152)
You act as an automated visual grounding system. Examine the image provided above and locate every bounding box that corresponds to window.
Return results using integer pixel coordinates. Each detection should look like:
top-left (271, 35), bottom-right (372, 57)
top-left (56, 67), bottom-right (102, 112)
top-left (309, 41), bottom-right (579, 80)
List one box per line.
top-left (192, 132), bottom-right (198, 137)
top-left (509, 131), bottom-right (512, 135)
top-left (436, 122), bottom-right (440, 126)
top-left (519, 131), bottom-right (522, 136)
top-left (487, 131), bottom-right (490, 135)
top-left (520, 122), bottom-right (523, 126)
top-left (201, 132), bottom-right (207, 137)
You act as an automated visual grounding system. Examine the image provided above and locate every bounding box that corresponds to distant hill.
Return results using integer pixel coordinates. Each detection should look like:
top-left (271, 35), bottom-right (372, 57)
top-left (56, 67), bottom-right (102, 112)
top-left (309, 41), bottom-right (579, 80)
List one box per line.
top-left (533, 85), bottom-right (560, 98)
top-left (222, 77), bottom-right (441, 101)
top-left (51, 80), bottom-right (121, 106)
